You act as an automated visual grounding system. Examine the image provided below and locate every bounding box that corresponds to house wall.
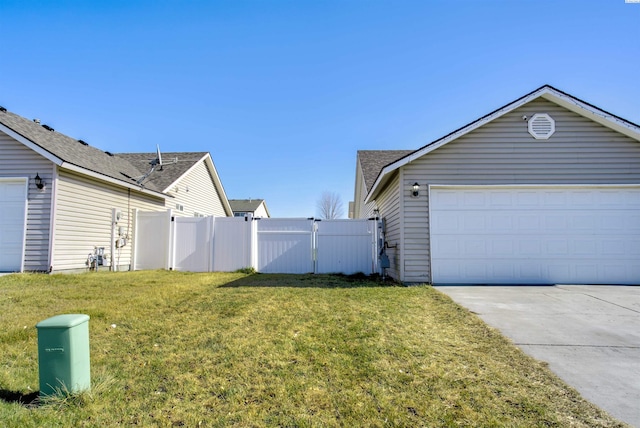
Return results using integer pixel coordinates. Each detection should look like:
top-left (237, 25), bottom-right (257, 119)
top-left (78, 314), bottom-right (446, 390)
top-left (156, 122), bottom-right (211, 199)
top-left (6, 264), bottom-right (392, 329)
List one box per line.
top-left (164, 160), bottom-right (228, 217)
top-left (52, 169), bottom-right (165, 272)
top-left (252, 203), bottom-right (269, 218)
top-left (375, 173), bottom-right (401, 280)
top-left (400, 98), bottom-right (640, 282)
top-left (353, 158), bottom-right (377, 219)
top-left (0, 133), bottom-right (53, 271)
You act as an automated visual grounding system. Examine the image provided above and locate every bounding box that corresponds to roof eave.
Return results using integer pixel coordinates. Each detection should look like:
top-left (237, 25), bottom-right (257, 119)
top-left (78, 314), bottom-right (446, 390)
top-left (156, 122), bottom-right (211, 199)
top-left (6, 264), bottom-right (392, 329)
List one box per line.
top-left (61, 163), bottom-right (168, 199)
top-left (0, 122), bottom-right (166, 199)
top-left (364, 85), bottom-right (640, 203)
top-left (204, 154), bottom-right (233, 216)
top-left (0, 122), bottom-right (64, 166)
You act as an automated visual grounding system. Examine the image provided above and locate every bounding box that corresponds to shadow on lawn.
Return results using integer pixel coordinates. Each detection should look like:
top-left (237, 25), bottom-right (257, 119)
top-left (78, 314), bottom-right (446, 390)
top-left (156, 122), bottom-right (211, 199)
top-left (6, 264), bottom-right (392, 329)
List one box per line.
top-left (221, 273), bottom-right (400, 289)
top-left (0, 389), bottom-right (40, 407)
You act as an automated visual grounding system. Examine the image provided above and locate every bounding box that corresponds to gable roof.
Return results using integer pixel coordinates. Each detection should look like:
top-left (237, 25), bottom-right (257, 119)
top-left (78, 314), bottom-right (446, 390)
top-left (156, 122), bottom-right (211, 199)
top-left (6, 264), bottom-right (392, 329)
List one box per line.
top-left (118, 151), bottom-right (234, 216)
top-left (229, 199), bottom-right (270, 216)
top-left (0, 107), bottom-right (168, 197)
top-left (357, 150), bottom-right (413, 193)
top-left (0, 107), bottom-right (231, 208)
top-left (365, 85), bottom-right (640, 203)
top-left (116, 152), bottom-right (209, 192)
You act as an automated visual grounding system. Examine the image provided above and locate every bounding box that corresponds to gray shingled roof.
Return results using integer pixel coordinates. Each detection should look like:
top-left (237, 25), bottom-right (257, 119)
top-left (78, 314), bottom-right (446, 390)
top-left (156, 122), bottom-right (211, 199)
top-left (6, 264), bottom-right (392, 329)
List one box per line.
top-left (229, 199), bottom-right (266, 213)
top-left (116, 152), bottom-right (208, 192)
top-left (0, 107), bottom-right (203, 195)
top-left (357, 150), bottom-right (413, 192)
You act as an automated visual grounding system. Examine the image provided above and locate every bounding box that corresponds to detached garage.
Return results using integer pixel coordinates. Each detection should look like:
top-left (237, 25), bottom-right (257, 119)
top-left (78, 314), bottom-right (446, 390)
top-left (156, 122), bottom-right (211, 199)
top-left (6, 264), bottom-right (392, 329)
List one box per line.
top-left (354, 85), bottom-right (640, 285)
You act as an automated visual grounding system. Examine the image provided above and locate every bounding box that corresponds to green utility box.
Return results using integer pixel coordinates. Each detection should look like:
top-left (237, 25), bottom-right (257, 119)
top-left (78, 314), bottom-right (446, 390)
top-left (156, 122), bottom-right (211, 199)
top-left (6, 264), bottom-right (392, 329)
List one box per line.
top-left (36, 314), bottom-right (91, 396)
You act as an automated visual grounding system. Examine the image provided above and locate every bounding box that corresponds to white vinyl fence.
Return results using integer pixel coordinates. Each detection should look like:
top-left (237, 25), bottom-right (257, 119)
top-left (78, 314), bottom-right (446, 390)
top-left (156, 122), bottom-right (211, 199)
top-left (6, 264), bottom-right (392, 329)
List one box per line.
top-left (133, 210), bottom-right (379, 274)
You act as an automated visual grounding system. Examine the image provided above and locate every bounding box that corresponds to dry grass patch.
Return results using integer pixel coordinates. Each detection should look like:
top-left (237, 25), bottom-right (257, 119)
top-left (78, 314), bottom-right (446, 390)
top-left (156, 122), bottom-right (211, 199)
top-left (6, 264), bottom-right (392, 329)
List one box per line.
top-left (0, 271), bottom-right (626, 427)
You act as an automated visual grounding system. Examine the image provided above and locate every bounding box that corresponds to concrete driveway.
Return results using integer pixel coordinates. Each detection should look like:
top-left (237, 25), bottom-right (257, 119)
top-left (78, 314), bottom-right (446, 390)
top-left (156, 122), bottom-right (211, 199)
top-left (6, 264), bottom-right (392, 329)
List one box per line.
top-left (435, 285), bottom-right (640, 427)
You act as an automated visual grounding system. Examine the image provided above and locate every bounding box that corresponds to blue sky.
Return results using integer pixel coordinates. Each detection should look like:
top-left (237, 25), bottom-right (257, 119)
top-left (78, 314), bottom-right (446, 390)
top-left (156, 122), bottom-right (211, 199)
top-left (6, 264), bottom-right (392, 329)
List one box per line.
top-left (1, 0), bottom-right (638, 217)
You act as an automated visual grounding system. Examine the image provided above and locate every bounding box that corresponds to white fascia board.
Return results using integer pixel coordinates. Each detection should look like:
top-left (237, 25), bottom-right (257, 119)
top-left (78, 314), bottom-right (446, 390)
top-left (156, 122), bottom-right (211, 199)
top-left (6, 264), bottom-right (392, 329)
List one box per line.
top-left (0, 123), bottom-right (167, 199)
top-left (0, 123), bottom-right (64, 165)
top-left (364, 86), bottom-right (640, 204)
top-left (540, 89), bottom-right (640, 141)
top-left (201, 153), bottom-right (234, 217)
top-left (161, 153), bottom-right (208, 193)
top-left (61, 162), bottom-right (167, 199)
top-left (365, 87), bottom-right (549, 203)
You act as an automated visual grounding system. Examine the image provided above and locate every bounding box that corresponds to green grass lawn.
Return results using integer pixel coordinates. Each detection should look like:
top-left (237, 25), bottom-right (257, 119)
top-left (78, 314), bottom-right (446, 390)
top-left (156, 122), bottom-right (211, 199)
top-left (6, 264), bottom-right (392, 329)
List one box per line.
top-left (0, 271), bottom-right (625, 427)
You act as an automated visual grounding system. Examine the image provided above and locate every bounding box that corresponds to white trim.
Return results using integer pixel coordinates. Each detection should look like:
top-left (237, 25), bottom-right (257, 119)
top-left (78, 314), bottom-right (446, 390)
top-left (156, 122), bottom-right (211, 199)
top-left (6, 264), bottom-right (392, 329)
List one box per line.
top-left (0, 123), bottom-right (64, 166)
top-left (429, 183), bottom-right (640, 191)
top-left (0, 123), bottom-right (167, 199)
top-left (427, 184), bottom-right (433, 285)
top-left (131, 208), bottom-right (138, 270)
top-left (161, 153), bottom-right (208, 193)
top-left (60, 162), bottom-right (167, 199)
top-left (48, 166), bottom-right (59, 272)
top-left (398, 168), bottom-right (405, 282)
top-left (163, 153), bottom-right (233, 216)
top-left (364, 86), bottom-right (640, 203)
top-left (204, 154), bottom-right (233, 216)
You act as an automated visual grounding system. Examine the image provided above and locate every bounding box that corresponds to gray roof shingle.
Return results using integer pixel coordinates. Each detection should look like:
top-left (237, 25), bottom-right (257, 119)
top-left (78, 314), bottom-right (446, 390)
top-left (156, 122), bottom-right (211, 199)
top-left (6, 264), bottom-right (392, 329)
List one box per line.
top-left (357, 150), bottom-right (413, 192)
top-left (229, 199), bottom-right (266, 213)
top-left (0, 107), bottom-right (203, 194)
top-left (116, 152), bottom-right (208, 192)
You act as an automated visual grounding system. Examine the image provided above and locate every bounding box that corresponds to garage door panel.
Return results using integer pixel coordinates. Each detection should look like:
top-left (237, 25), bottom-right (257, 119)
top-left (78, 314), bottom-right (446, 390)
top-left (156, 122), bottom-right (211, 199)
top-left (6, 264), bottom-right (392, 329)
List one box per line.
top-left (431, 186), bottom-right (640, 285)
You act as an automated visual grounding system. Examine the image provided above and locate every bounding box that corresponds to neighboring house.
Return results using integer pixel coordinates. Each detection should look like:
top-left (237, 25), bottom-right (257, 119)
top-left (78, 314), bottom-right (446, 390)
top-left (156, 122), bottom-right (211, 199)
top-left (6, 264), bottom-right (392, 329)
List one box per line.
top-left (0, 106), bottom-right (232, 273)
top-left (352, 85), bottom-right (640, 285)
top-left (229, 199), bottom-right (271, 218)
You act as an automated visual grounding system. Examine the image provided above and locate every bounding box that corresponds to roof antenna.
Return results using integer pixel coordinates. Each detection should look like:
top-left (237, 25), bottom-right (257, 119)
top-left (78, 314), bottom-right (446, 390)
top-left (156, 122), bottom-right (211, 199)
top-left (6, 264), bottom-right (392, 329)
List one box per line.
top-left (134, 145), bottom-right (176, 185)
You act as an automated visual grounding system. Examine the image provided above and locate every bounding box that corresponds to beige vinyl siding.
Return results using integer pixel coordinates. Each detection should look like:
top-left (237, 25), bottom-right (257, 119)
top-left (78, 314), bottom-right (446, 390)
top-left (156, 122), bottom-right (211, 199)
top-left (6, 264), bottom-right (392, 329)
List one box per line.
top-left (375, 173), bottom-right (401, 280)
top-left (0, 133), bottom-right (53, 271)
top-left (401, 98), bottom-right (640, 283)
top-left (165, 160), bottom-right (228, 217)
top-left (53, 169), bottom-right (165, 271)
top-left (252, 203), bottom-right (269, 218)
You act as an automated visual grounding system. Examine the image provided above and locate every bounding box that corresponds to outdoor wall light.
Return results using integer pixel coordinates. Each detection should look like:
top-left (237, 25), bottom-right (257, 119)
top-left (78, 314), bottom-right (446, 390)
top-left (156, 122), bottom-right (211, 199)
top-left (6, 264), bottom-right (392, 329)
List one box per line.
top-left (411, 182), bottom-right (420, 197)
top-left (35, 173), bottom-right (44, 190)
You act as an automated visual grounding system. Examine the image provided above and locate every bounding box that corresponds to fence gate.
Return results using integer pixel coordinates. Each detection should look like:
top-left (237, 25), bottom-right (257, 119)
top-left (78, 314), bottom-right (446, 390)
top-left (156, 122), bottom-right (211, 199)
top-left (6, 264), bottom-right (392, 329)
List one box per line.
top-left (212, 217), bottom-right (255, 272)
top-left (257, 218), bottom-right (315, 274)
top-left (172, 217), bottom-right (213, 272)
top-left (315, 219), bottom-right (378, 274)
top-left (132, 209), bottom-right (172, 270)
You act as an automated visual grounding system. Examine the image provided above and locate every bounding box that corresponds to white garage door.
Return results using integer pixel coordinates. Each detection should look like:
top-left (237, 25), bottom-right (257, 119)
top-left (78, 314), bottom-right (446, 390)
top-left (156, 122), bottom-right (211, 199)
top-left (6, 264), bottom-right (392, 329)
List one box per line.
top-left (0, 178), bottom-right (28, 272)
top-left (430, 186), bottom-right (640, 285)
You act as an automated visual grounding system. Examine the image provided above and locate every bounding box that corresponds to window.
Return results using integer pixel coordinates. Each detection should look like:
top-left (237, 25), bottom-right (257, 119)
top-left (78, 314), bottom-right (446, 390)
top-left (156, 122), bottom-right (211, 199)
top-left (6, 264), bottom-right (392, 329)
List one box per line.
top-left (234, 212), bottom-right (246, 217)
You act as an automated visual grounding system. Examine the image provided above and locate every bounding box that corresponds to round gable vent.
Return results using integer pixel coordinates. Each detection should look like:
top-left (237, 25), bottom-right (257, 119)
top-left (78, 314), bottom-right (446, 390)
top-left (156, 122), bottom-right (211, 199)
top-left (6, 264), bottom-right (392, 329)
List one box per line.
top-left (528, 113), bottom-right (555, 139)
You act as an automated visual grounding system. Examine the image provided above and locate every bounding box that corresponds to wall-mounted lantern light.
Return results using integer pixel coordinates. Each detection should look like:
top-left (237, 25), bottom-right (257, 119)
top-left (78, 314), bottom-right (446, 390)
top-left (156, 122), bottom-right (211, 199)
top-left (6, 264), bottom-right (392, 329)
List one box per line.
top-left (35, 173), bottom-right (44, 190)
top-left (411, 182), bottom-right (420, 197)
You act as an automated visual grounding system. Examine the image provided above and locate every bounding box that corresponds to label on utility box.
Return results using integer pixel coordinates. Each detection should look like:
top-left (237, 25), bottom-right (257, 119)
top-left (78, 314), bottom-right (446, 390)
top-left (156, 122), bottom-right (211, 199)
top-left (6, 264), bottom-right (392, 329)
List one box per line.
top-left (45, 347), bottom-right (65, 353)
